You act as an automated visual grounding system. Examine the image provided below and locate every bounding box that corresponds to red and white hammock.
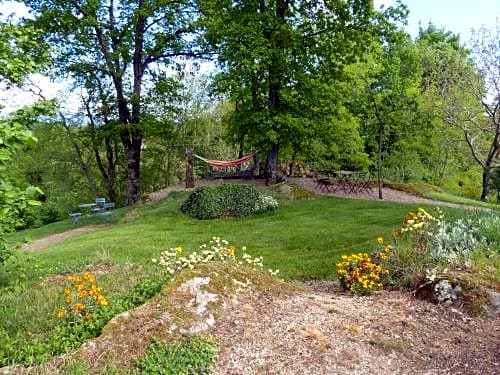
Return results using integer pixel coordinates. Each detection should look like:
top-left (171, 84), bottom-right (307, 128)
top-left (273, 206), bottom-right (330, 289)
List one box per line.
top-left (193, 153), bottom-right (255, 168)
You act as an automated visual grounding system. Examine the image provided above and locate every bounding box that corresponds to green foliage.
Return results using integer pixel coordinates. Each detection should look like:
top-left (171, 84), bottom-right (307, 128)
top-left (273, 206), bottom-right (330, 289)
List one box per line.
top-left (200, 0), bottom-right (404, 177)
top-left (0, 274), bottom-right (165, 367)
top-left (0, 21), bottom-right (49, 84)
top-left (490, 166), bottom-right (500, 201)
top-left (0, 121), bottom-right (43, 263)
top-left (135, 336), bottom-right (218, 375)
top-left (467, 212), bottom-right (500, 249)
top-left (180, 183), bottom-right (278, 219)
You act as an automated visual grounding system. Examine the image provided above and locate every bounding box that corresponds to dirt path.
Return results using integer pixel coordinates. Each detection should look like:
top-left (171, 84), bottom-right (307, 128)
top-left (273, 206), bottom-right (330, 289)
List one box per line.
top-left (211, 286), bottom-right (499, 375)
top-left (21, 225), bottom-right (108, 252)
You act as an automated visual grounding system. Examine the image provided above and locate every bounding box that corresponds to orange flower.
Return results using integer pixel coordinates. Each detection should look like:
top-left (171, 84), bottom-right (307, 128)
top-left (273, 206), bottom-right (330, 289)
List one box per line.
top-left (64, 296), bottom-right (72, 304)
top-left (73, 303), bottom-right (86, 312)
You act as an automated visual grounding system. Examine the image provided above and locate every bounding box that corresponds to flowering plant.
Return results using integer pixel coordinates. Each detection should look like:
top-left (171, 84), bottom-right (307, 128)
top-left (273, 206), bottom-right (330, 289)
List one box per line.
top-left (152, 237), bottom-right (279, 278)
top-left (56, 272), bottom-right (107, 322)
top-left (395, 207), bottom-right (443, 252)
top-left (336, 238), bottom-right (391, 294)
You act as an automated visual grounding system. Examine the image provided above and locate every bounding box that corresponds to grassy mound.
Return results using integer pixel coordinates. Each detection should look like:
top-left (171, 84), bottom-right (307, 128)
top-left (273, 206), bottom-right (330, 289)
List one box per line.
top-left (180, 184), bottom-right (278, 219)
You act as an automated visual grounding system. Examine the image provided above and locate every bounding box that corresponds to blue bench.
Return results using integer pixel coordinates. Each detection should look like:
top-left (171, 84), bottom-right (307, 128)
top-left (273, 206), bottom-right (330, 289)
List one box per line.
top-left (95, 201), bottom-right (116, 222)
top-left (67, 209), bottom-right (82, 224)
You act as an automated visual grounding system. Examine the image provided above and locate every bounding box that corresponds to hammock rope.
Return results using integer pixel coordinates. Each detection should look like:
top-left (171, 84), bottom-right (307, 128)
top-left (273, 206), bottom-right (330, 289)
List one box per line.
top-left (193, 153), bottom-right (255, 168)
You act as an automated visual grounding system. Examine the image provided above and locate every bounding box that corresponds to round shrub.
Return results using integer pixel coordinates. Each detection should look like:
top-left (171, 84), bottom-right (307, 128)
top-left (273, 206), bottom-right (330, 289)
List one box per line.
top-left (180, 183), bottom-right (278, 219)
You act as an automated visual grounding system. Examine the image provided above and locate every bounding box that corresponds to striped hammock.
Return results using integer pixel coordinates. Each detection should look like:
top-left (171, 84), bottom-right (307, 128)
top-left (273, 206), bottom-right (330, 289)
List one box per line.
top-left (193, 153), bottom-right (255, 168)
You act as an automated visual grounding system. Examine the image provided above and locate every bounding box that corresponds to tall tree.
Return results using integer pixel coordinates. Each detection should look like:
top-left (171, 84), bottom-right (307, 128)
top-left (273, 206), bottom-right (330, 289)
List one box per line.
top-left (419, 23), bottom-right (500, 200)
top-left (23, 0), bottom-right (203, 204)
top-left (200, 0), bottom-right (401, 183)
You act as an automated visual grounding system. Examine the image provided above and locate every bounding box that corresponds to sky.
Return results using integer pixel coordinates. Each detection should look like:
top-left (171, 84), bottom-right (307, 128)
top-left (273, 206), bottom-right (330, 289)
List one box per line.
top-left (375, 0), bottom-right (500, 42)
top-left (1, 0), bottom-right (499, 113)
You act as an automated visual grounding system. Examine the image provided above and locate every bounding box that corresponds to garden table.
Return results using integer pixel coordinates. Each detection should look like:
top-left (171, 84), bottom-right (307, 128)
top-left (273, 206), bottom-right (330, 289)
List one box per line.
top-left (332, 171), bottom-right (372, 194)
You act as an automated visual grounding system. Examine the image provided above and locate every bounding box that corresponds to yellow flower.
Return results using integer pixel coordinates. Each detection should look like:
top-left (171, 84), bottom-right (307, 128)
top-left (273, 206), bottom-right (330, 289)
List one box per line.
top-left (176, 246), bottom-right (183, 254)
top-left (83, 272), bottom-right (95, 283)
top-left (56, 310), bottom-right (65, 319)
top-left (376, 237), bottom-right (384, 245)
top-left (97, 295), bottom-right (108, 306)
top-left (64, 287), bottom-right (71, 295)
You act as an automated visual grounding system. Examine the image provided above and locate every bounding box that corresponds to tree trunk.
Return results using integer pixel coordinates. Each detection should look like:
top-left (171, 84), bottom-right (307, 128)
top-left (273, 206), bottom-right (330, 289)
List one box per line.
top-left (377, 123), bottom-right (384, 200)
top-left (123, 137), bottom-right (142, 205)
top-left (104, 136), bottom-right (118, 202)
top-left (480, 167), bottom-right (490, 201)
top-left (185, 148), bottom-right (194, 188)
top-left (265, 145), bottom-right (279, 184)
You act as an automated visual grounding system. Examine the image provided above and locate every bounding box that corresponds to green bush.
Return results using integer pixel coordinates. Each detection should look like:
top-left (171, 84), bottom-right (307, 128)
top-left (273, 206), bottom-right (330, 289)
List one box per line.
top-left (180, 184), bottom-right (278, 220)
top-left (135, 335), bottom-right (218, 375)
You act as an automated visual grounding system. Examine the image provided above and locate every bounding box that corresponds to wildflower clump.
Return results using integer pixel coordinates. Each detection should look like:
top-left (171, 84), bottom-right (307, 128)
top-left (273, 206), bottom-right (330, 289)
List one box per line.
top-left (152, 237), bottom-right (279, 278)
top-left (56, 272), bottom-right (107, 322)
top-left (395, 207), bottom-right (443, 251)
top-left (336, 238), bottom-right (392, 294)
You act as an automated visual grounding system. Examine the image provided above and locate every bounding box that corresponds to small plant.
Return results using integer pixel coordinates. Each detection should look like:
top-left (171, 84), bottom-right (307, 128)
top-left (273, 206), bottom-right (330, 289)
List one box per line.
top-left (56, 272), bottom-right (108, 322)
top-left (396, 207), bottom-right (443, 251)
top-left (135, 335), bottom-right (218, 375)
top-left (433, 279), bottom-right (462, 305)
top-left (153, 237), bottom-right (279, 278)
top-left (336, 238), bottom-right (391, 294)
top-left (429, 218), bottom-right (485, 260)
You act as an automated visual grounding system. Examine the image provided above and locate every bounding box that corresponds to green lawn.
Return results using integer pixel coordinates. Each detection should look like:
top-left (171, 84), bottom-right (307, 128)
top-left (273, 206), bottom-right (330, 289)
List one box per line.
top-left (8, 191), bottom-right (470, 280)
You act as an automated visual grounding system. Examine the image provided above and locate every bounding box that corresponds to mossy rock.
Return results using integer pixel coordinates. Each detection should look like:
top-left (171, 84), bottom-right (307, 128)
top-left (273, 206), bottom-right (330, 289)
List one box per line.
top-left (448, 271), bottom-right (499, 316)
top-left (270, 182), bottom-right (316, 200)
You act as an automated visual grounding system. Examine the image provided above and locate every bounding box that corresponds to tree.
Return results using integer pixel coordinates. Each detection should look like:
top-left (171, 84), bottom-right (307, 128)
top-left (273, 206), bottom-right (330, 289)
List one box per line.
top-left (23, 0), bottom-right (204, 204)
top-left (0, 20), bottom-right (48, 261)
top-left (200, 0), bottom-right (402, 183)
top-left (464, 24), bottom-right (500, 200)
top-left (419, 23), bottom-right (500, 201)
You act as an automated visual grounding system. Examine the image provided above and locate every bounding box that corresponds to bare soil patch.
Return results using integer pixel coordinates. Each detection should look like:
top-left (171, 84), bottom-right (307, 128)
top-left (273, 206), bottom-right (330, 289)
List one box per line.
top-left (211, 286), bottom-right (499, 375)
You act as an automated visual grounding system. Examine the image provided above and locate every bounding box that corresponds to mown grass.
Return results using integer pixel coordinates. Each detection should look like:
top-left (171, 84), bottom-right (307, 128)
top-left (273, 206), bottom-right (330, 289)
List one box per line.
top-left (388, 181), bottom-right (500, 210)
top-left (8, 192), bottom-right (469, 280)
top-left (422, 190), bottom-right (499, 209)
top-left (6, 207), bottom-right (131, 246)
top-left (1, 185), bottom-right (496, 371)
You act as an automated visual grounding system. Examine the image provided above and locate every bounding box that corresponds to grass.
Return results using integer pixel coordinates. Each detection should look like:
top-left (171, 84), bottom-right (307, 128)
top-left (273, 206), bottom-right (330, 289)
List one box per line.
top-left (1, 186), bottom-right (493, 371)
top-left (422, 190), bottom-right (499, 209)
top-left (7, 192), bottom-right (468, 280)
top-left (387, 181), bottom-right (500, 210)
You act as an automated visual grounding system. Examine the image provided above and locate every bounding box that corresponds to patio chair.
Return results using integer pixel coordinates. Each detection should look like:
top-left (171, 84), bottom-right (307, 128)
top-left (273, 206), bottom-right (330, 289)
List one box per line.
top-left (67, 209), bottom-right (82, 225)
top-left (92, 197), bottom-right (106, 213)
